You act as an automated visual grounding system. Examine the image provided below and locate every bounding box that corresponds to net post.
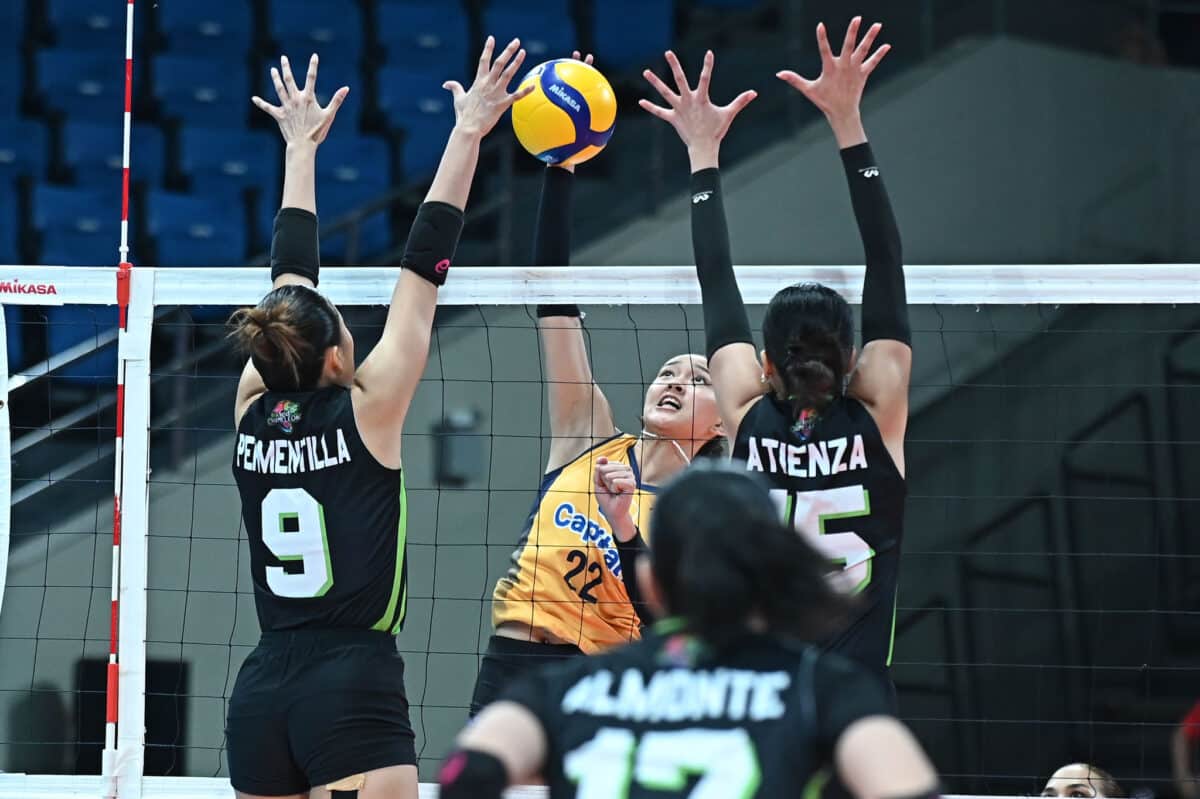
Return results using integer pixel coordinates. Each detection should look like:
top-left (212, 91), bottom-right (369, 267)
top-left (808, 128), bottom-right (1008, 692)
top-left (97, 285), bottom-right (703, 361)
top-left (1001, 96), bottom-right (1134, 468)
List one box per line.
top-left (0, 305), bottom-right (10, 620)
top-left (110, 267), bottom-right (154, 799)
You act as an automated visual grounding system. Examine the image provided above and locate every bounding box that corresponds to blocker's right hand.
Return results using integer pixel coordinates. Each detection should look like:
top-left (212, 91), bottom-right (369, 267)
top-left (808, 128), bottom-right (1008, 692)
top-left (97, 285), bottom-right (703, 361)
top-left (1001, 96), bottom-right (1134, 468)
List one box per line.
top-left (443, 36), bottom-right (534, 139)
top-left (640, 50), bottom-right (756, 171)
top-left (253, 54), bottom-right (349, 148)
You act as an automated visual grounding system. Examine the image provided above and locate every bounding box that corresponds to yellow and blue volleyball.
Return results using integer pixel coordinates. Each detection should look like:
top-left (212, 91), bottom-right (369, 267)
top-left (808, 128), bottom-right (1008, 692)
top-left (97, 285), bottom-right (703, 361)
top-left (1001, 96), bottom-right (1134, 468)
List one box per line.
top-left (511, 59), bottom-right (617, 167)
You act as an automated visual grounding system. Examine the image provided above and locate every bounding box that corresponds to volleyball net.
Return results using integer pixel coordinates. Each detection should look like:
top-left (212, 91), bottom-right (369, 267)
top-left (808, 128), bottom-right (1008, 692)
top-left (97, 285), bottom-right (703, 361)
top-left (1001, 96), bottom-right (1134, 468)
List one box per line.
top-left (0, 264), bottom-right (1197, 799)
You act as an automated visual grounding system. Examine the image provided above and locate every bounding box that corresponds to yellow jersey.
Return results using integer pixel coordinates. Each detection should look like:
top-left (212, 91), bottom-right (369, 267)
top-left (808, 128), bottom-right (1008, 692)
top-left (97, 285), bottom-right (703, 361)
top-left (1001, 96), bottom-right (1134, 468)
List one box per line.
top-left (492, 434), bottom-right (656, 654)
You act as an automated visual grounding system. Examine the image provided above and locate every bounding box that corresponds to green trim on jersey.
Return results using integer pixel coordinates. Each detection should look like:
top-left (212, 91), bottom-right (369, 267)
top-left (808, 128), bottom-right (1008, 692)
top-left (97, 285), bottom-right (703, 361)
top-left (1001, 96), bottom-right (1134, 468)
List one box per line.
top-left (802, 768), bottom-right (831, 799)
top-left (372, 472), bottom-right (409, 633)
top-left (886, 588), bottom-right (899, 666)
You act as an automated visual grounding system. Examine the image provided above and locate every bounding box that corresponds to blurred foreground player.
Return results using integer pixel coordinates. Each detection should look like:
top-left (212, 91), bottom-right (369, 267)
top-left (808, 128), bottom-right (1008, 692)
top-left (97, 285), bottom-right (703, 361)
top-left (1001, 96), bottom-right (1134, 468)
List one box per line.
top-left (642, 19), bottom-right (911, 694)
top-left (441, 463), bottom-right (939, 799)
top-left (225, 41), bottom-right (532, 799)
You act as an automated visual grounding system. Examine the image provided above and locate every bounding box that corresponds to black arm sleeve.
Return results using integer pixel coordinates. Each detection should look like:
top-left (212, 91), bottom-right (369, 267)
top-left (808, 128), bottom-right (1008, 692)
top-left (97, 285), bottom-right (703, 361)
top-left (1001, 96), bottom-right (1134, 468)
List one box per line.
top-left (400, 201), bottom-right (464, 287)
top-left (617, 528), bottom-right (652, 627)
top-left (534, 167), bottom-right (580, 319)
top-left (840, 143), bottom-right (910, 346)
top-left (691, 168), bottom-right (754, 359)
top-left (270, 208), bottom-right (320, 286)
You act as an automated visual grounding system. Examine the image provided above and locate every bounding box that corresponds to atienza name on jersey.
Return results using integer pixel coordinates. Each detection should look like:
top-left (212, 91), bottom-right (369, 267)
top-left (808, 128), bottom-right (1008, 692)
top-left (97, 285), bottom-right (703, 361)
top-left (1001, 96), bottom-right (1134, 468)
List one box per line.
top-left (743, 434), bottom-right (868, 478)
top-left (562, 667), bottom-right (791, 723)
top-left (235, 430), bottom-right (352, 475)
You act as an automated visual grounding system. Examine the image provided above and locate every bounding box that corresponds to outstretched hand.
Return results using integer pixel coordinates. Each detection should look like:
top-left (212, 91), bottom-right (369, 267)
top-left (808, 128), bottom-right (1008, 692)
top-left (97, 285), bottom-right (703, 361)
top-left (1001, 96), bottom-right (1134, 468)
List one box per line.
top-left (253, 54), bottom-right (349, 148)
top-left (777, 17), bottom-right (890, 147)
top-left (443, 36), bottom-right (534, 138)
top-left (640, 50), bottom-right (757, 171)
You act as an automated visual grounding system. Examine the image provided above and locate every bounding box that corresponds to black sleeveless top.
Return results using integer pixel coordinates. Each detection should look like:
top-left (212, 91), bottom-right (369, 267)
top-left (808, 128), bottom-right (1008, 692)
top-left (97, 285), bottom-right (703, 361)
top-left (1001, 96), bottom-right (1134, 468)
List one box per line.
top-left (232, 386), bottom-right (408, 634)
top-left (732, 394), bottom-right (906, 676)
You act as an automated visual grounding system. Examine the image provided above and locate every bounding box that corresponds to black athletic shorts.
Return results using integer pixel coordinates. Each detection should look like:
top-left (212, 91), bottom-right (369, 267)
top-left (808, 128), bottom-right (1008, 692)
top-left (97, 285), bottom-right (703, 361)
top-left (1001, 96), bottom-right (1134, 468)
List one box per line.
top-left (226, 628), bottom-right (416, 795)
top-left (469, 635), bottom-right (583, 718)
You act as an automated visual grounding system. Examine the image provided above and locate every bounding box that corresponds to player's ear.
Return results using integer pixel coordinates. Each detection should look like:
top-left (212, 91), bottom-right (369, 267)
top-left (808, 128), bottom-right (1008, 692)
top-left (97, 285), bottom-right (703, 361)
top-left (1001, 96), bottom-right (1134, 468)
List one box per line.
top-left (760, 349), bottom-right (775, 379)
top-left (323, 344), bottom-right (343, 380)
top-left (846, 347), bottom-right (859, 374)
top-left (636, 556), bottom-right (668, 619)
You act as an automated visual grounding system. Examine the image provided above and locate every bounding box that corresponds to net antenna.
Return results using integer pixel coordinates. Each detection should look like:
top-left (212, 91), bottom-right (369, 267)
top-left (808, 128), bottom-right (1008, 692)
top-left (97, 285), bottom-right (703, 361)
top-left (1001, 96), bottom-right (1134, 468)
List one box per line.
top-left (104, 0), bottom-right (152, 797)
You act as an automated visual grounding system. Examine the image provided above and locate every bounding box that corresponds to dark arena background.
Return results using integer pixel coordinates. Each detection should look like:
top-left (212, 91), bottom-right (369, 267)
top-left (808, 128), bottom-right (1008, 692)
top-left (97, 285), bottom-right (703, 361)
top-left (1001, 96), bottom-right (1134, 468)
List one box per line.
top-left (0, 1), bottom-right (1198, 797)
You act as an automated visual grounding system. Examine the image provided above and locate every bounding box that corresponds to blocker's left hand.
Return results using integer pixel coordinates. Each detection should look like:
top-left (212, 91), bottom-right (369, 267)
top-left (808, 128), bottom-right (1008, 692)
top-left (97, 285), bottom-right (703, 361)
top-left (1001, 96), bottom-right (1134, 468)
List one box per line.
top-left (443, 36), bottom-right (535, 138)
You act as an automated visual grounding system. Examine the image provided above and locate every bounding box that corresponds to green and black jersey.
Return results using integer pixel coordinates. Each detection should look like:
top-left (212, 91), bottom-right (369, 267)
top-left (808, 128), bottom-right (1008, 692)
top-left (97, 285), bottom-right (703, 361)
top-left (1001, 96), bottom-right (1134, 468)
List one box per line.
top-left (232, 386), bottom-right (407, 634)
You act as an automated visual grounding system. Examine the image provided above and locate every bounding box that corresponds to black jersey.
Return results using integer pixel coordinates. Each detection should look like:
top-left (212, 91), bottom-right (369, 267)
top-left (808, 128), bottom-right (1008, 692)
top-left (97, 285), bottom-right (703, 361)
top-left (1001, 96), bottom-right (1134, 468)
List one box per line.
top-left (501, 626), bottom-right (891, 799)
top-left (731, 394), bottom-right (905, 676)
top-left (232, 386), bottom-right (408, 634)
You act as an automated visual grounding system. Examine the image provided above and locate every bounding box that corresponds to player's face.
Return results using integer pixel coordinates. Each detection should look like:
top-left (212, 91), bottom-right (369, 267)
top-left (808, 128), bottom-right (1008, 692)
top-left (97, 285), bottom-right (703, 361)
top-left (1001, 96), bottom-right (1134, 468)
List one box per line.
top-left (641, 354), bottom-right (721, 443)
top-left (1041, 765), bottom-right (1108, 798)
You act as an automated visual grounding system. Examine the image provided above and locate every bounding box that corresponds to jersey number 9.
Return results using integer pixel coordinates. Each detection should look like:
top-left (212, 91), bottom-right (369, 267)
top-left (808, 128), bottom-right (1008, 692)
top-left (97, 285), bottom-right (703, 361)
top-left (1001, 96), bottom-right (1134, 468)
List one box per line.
top-left (261, 488), bottom-right (334, 598)
top-left (770, 485), bottom-right (873, 593)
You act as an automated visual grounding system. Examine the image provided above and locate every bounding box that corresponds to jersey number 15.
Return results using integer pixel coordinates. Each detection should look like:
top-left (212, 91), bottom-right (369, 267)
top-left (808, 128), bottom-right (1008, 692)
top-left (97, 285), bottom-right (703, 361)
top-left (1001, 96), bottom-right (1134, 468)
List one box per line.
top-left (770, 485), bottom-right (874, 594)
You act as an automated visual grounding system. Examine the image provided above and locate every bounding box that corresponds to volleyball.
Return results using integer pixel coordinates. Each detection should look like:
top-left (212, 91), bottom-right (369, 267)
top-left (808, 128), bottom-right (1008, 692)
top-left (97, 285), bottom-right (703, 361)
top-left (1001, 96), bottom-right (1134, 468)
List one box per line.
top-left (511, 59), bottom-right (617, 166)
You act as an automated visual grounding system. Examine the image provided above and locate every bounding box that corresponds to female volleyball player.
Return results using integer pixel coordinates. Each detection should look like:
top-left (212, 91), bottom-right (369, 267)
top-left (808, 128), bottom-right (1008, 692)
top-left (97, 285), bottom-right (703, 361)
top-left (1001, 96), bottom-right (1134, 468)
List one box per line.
top-left (226, 40), bottom-right (532, 799)
top-left (441, 463), bottom-right (940, 799)
top-left (641, 19), bottom-right (910, 692)
top-left (1042, 764), bottom-right (1125, 798)
top-left (469, 54), bottom-right (727, 718)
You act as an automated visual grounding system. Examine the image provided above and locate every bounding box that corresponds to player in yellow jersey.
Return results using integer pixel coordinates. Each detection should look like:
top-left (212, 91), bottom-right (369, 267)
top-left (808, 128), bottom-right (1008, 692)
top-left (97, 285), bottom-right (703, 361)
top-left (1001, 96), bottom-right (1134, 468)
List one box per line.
top-left (468, 53), bottom-right (726, 717)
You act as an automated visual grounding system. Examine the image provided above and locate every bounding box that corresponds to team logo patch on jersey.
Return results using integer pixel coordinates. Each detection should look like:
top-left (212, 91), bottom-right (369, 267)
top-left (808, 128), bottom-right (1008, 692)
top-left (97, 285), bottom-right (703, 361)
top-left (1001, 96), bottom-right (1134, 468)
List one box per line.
top-left (791, 408), bottom-right (819, 440)
top-left (658, 633), bottom-right (703, 668)
top-left (267, 400), bottom-right (302, 434)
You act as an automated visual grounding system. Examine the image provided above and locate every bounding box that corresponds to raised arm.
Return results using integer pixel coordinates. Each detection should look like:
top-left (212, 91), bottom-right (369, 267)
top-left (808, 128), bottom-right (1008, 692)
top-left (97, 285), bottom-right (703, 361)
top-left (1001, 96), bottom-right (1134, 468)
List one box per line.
top-left (351, 37), bottom-right (532, 466)
top-left (532, 54), bottom-right (618, 471)
top-left (235, 54), bottom-right (348, 423)
top-left (640, 50), bottom-right (762, 435)
top-left (780, 18), bottom-right (911, 473)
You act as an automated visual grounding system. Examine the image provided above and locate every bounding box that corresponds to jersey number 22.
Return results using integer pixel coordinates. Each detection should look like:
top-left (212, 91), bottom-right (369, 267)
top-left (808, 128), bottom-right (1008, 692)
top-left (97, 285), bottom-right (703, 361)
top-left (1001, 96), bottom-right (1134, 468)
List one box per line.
top-left (261, 488), bottom-right (334, 598)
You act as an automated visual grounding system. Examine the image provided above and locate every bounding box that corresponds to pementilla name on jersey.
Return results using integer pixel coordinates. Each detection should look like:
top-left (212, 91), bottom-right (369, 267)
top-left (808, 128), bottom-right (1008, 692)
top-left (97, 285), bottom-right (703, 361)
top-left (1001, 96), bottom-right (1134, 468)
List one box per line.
top-left (562, 667), bottom-right (791, 723)
top-left (743, 434), bottom-right (868, 478)
top-left (235, 430), bottom-right (352, 475)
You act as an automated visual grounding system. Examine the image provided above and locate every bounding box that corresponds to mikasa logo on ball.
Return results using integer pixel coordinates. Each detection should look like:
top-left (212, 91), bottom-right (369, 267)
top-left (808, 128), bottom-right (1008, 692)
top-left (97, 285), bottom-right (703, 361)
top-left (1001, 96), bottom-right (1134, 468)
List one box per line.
top-left (548, 83), bottom-right (582, 112)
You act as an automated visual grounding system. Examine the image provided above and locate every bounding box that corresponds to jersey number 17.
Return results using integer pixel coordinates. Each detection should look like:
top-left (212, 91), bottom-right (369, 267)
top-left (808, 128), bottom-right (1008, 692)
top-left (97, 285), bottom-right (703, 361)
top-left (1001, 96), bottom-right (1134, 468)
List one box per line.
top-left (770, 485), bottom-right (873, 594)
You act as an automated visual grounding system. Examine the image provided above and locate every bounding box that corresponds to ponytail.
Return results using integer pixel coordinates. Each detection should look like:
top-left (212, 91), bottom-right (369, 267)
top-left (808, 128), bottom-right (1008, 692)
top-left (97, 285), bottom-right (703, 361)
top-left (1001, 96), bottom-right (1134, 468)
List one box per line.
top-left (763, 283), bottom-right (855, 418)
top-left (779, 331), bottom-right (848, 417)
top-left (228, 284), bottom-right (340, 392)
top-left (650, 464), bottom-right (853, 651)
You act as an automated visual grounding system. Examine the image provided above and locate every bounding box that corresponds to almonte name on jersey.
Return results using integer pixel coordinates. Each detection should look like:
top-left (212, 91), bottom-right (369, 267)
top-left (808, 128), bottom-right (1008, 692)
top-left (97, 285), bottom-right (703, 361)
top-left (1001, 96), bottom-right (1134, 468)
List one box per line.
top-left (743, 434), bottom-right (868, 479)
top-left (235, 430), bottom-right (352, 475)
top-left (562, 667), bottom-right (791, 723)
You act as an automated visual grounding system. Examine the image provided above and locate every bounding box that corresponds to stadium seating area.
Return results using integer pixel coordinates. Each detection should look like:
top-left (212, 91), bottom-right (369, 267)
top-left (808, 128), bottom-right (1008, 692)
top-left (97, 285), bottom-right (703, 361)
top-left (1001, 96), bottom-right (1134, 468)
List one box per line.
top-left (1, 0), bottom-right (767, 377)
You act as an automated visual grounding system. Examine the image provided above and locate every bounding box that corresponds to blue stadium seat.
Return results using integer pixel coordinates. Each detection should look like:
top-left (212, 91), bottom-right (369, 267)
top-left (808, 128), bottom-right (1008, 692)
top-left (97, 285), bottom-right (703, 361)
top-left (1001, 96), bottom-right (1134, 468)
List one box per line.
top-left (483, 0), bottom-right (576, 60)
top-left (0, 182), bottom-right (18, 263)
top-left (0, 119), bottom-right (49, 180)
top-left (155, 55), bottom-right (250, 125)
top-left (267, 0), bottom-right (363, 67)
top-left (313, 136), bottom-right (391, 259)
top-left (377, 66), bottom-right (454, 179)
top-left (0, 47), bottom-right (20, 118)
top-left (379, 1), bottom-right (469, 70)
top-left (692, 0), bottom-right (764, 6)
top-left (594, 0), bottom-right (673, 69)
top-left (179, 127), bottom-right (278, 195)
top-left (147, 190), bottom-right (247, 267)
top-left (46, 0), bottom-right (125, 51)
top-left (0, 1), bottom-right (25, 48)
top-left (62, 122), bottom-right (166, 188)
top-left (42, 305), bottom-right (119, 384)
top-left (35, 49), bottom-right (128, 121)
top-left (32, 184), bottom-right (116, 260)
top-left (158, 1), bottom-right (253, 56)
